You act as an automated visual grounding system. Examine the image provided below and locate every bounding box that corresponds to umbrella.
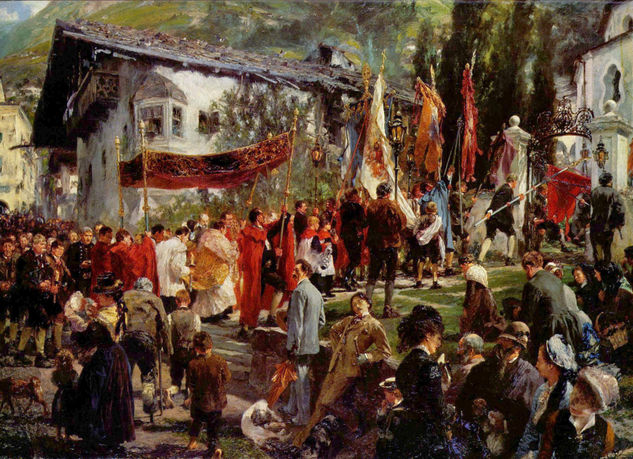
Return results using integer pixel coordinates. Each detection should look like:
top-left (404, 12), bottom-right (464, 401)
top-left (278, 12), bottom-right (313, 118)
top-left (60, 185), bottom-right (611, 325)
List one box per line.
top-left (267, 360), bottom-right (297, 408)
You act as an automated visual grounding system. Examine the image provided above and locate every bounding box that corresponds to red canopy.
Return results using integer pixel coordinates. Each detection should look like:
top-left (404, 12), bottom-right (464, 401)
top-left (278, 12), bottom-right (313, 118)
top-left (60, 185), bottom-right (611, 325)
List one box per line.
top-left (120, 132), bottom-right (291, 189)
top-left (546, 165), bottom-right (591, 224)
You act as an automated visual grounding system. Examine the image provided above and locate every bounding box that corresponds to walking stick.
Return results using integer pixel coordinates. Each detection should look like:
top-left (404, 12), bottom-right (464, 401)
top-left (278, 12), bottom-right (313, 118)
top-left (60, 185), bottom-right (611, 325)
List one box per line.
top-left (153, 307), bottom-right (164, 419)
top-left (473, 157), bottom-right (589, 228)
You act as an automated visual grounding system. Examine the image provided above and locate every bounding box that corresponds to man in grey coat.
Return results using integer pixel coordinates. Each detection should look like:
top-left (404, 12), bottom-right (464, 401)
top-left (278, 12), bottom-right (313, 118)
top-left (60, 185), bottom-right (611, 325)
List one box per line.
top-left (283, 258), bottom-right (325, 425)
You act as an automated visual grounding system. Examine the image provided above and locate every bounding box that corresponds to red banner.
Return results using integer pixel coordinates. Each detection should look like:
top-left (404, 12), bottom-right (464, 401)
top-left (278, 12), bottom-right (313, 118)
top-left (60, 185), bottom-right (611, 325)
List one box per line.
top-left (120, 132), bottom-right (291, 189)
top-left (461, 64), bottom-right (482, 182)
top-left (546, 165), bottom-right (591, 224)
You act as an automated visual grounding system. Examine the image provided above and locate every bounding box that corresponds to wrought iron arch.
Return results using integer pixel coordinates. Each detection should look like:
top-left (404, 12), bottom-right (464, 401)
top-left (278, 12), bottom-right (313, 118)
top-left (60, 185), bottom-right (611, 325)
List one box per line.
top-left (527, 98), bottom-right (593, 184)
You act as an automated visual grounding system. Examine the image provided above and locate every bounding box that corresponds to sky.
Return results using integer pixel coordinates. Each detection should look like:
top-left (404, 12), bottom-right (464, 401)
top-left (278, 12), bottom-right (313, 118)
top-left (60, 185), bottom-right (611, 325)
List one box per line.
top-left (0, 1), bottom-right (48, 23)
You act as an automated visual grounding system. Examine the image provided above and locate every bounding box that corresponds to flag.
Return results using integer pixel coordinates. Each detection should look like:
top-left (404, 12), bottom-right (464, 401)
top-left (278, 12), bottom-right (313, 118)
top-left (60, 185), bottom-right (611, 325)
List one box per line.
top-left (359, 72), bottom-right (417, 225)
top-left (461, 64), bottom-right (482, 182)
top-left (627, 138), bottom-right (633, 181)
top-left (413, 78), bottom-right (445, 176)
top-left (488, 130), bottom-right (516, 186)
top-left (340, 106), bottom-right (367, 187)
top-left (546, 165), bottom-right (591, 230)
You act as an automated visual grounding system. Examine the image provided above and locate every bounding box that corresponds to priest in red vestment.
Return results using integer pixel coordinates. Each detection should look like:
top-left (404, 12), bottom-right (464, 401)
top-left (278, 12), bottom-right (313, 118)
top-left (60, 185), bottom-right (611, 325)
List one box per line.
top-left (110, 229), bottom-right (136, 291)
top-left (237, 208), bottom-right (269, 337)
top-left (91, 226), bottom-right (114, 296)
top-left (130, 232), bottom-right (160, 296)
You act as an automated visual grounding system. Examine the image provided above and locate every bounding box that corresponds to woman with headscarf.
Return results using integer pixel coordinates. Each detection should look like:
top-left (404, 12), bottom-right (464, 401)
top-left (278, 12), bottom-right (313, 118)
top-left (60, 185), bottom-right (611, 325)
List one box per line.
top-left (70, 320), bottom-right (135, 446)
top-left (594, 261), bottom-right (633, 322)
top-left (539, 367), bottom-right (619, 458)
top-left (459, 255), bottom-right (505, 341)
top-left (376, 305), bottom-right (448, 458)
top-left (516, 335), bottom-right (577, 458)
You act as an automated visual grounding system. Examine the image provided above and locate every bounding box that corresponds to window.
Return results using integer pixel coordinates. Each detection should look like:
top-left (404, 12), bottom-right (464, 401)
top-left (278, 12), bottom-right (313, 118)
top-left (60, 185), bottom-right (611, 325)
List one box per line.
top-left (603, 65), bottom-right (622, 104)
top-left (172, 106), bottom-right (183, 137)
top-left (140, 105), bottom-right (164, 138)
top-left (198, 110), bottom-right (220, 135)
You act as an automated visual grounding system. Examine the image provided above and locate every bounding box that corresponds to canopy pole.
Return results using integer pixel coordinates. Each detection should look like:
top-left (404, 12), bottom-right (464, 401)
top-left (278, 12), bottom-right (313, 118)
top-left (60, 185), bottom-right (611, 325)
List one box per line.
top-left (139, 120), bottom-right (149, 232)
top-left (279, 109), bottom-right (299, 248)
top-left (115, 136), bottom-right (124, 229)
top-left (244, 171), bottom-right (260, 219)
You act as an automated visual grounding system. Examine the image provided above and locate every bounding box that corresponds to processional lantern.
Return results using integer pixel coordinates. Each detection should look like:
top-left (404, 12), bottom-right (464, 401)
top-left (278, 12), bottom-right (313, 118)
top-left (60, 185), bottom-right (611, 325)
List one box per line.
top-left (310, 140), bottom-right (323, 207)
top-left (593, 137), bottom-right (609, 169)
top-left (388, 111), bottom-right (406, 200)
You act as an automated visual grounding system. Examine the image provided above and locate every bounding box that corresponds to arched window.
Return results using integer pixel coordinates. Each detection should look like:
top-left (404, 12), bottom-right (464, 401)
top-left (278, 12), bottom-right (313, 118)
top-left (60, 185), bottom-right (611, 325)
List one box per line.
top-left (603, 65), bottom-right (622, 103)
top-left (624, 15), bottom-right (633, 32)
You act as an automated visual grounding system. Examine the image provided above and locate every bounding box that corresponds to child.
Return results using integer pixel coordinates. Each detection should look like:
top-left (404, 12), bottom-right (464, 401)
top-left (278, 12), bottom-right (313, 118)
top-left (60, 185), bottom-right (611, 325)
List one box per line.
top-left (539, 366), bottom-right (618, 458)
top-left (167, 289), bottom-right (201, 398)
top-left (185, 331), bottom-right (231, 451)
top-left (414, 201), bottom-right (444, 289)
top-left (51, 348), bottom-right (78, 440)
top-left (316, 216), bottom-right (336, 298)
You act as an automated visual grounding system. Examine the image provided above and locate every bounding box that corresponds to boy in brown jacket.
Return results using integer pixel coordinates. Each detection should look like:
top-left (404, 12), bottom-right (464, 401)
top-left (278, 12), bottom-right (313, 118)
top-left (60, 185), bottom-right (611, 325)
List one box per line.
top-left (184, 331), bottom-right (231, 451)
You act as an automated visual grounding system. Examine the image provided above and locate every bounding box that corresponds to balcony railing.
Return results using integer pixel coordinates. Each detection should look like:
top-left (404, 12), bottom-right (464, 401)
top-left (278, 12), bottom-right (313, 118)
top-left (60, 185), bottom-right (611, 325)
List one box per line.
top-left (67, 70), bottom-right (120, 137)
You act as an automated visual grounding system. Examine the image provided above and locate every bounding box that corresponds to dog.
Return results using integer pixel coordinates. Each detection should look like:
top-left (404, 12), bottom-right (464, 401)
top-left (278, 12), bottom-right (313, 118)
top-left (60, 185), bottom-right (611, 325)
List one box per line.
top-left (0, 376), bottom-right (49, 416)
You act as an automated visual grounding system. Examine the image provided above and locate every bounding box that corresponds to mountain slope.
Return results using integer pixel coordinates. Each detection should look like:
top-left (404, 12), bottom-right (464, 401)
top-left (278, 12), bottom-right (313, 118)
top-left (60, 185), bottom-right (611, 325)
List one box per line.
top-left (0, 0), bottom-right (452, 111)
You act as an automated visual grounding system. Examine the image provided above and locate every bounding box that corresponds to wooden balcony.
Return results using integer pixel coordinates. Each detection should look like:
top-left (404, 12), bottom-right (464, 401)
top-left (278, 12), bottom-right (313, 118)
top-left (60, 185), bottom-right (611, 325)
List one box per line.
top-left (66, 69), bottom-right (120, 137)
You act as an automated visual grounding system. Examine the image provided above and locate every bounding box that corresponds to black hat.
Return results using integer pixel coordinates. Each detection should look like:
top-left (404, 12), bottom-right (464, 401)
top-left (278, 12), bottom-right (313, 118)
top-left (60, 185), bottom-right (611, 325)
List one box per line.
top-left (93, 272), bottom-right (123, 296)
top-left (599, 172), bottom-right (613, 186)
top-left (624, 246), bottom-right (633, 259)
top-left (376, 182), bottom-right (392, 198)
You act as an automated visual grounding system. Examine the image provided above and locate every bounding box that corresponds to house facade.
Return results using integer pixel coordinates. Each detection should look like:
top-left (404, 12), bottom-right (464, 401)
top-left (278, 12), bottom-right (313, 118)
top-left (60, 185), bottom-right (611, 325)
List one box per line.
top-left (34, 20), bottom-right (413, 227)
top-left (0, 78), bottom-right (39, 213)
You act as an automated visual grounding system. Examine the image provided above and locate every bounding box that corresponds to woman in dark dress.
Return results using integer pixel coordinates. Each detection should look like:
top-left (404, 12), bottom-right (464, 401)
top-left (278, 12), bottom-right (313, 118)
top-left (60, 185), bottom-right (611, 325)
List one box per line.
top-left (70, 320), bottom-right (135, 446)
top-left (572, 264), bottom-right (600, 321)
top-left (376, 304), bottom-right (448, 458)
top-left (594, 261), bottom-right (633, 321)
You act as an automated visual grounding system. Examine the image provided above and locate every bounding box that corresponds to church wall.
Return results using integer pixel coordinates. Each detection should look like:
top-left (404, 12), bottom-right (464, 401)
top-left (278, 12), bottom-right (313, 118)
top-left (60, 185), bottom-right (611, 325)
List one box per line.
top-left (584, 38), bottom-right (633, 123)
top-left (604, 3), bottom-right (633, 41)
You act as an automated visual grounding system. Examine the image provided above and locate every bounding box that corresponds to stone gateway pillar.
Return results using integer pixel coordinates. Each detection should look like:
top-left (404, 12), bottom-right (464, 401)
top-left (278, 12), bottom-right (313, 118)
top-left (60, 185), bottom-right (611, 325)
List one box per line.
top-left (589, 100), bottom-right (633, 191)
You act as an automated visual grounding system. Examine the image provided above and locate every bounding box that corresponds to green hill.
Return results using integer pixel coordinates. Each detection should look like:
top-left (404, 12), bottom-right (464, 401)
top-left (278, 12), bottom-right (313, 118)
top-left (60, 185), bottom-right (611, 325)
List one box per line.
top-left (0, 0), bottom-right (452, 118)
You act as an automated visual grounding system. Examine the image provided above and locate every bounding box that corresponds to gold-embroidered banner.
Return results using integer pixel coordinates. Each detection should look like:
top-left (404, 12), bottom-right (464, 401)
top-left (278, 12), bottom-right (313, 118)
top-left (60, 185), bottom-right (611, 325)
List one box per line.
top-left (120, 132), bottom-right (290, 189)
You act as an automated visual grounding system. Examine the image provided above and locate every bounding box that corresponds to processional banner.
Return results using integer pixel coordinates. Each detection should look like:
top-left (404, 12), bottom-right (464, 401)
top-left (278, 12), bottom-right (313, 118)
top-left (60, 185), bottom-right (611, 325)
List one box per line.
top-left (546, 165), bottom-right (591, 224)
top-left (359, 72), bottom-right (416, 225)
top-left (120, 132), bottom-right (291, 189)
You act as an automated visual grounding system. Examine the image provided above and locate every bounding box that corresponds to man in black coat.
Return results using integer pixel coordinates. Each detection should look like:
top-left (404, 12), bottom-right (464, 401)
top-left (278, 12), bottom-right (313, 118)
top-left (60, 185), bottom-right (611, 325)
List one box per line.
top-left (478, 174), bottom-right (524, 265)
top-left (518, 251), bottom-right (585, 360)
top-left (15, 234), bottom-right (57, 367)
top-left (293, 200), bottom-right (309, 244)
top-left (591, 172), bottom-right (624, 262)
top-left (456, 321), bottom-right (542, 458)
top-left (339, 189), bottom-right (366, 291)
top-left (66, 227), bottom-right (94, 296)
top-left (523, 184), bottom-right (569, 253)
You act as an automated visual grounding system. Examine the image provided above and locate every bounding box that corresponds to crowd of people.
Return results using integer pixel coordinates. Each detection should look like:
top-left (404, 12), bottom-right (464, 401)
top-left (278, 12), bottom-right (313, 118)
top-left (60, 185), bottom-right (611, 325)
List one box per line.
top-left (0, 167), bottom-right (629, 457)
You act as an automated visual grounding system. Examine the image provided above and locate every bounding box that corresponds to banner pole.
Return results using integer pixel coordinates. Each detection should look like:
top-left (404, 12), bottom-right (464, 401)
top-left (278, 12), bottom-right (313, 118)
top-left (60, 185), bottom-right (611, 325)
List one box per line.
top-left (279, 109), bottom-right (299, 249)
top-left (139, 120), bottom-right (149, 232)
top-left (115, 136), bottom-right (124, 228)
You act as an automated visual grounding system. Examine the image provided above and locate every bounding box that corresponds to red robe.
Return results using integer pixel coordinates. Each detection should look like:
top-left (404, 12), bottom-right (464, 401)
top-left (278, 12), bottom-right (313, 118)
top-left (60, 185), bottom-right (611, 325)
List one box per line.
top-left (110, 242), bottom-right (135, 291)
top-left (238, 224), bottom-right (268, 328)
top-left (130, 236), bottom-right (160, 296)
top-left (261, 218), bottom-right (296, 310)
top-left (91, 241), bottom-right (113, 295)
top-left (333, 210), bottom-right (349, 271)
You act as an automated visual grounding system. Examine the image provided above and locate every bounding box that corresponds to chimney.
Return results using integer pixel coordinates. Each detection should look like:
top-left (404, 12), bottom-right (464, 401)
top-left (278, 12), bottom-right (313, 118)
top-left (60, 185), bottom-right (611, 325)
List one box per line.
top-left (0, 77), bottom-right (4, 103)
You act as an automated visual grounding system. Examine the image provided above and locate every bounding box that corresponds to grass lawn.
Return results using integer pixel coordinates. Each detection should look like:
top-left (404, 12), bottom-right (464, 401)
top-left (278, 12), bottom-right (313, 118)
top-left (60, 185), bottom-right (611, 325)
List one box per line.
top-left (321, 265), bottom-right (531, 360)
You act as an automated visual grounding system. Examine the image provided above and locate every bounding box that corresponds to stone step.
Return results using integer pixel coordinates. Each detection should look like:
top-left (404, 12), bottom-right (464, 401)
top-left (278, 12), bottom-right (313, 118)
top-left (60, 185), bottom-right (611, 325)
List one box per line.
top-left (214, 347), bottom-right (252, 367)
top-left (228, 362), bottom-right (250, 381)
top-left (213, 339), bottom-right (251, 354)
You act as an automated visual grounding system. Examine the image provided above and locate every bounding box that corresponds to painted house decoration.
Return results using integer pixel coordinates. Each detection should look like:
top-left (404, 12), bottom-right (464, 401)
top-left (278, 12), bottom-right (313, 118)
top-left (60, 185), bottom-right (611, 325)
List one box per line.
top-left (0, 78), bottom-right (39, 213)
top-left (34, 20), bottom-right (413, 226)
